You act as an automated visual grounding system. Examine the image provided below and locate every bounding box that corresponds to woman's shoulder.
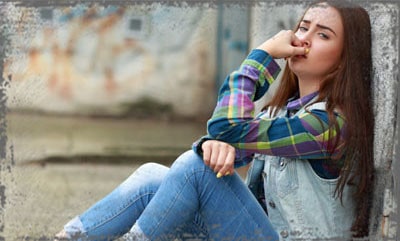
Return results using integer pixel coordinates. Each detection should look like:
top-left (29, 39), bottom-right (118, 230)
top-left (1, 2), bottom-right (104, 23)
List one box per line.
top-left (306, 101), bottom-right (344, 118)
top-left (305, 102), bottom-right (326, 111)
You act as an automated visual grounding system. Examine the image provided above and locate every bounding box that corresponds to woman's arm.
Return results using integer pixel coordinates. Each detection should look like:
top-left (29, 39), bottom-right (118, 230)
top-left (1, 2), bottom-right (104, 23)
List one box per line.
top-left (206, 36), bottom-right (344, 161)
top-left (194, 31), bottom-right (340, 170)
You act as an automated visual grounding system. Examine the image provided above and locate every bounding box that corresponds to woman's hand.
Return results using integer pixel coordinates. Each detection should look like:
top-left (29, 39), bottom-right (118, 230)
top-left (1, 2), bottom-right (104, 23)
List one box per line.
top-left (202, 140), bottom-right (235, 178)
top-left (256, 30), bottom-right (309, 59)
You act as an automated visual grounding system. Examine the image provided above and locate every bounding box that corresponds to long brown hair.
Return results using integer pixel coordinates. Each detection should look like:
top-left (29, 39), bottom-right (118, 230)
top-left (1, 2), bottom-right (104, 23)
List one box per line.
top-left (266, 0), bottom-right (374, 238)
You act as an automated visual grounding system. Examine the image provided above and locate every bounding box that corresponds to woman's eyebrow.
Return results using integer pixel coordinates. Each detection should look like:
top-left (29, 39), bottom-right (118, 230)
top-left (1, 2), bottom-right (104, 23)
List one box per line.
top-left (301, 20), bottom-right (337, 36)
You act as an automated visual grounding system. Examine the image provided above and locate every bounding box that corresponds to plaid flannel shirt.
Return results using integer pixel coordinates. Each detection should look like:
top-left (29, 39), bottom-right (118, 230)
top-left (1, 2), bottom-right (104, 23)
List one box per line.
top-left (193, 49), bottom-right (345, 178)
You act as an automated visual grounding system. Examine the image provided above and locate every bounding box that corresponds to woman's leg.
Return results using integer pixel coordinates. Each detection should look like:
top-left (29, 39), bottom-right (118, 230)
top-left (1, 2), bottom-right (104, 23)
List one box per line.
top-left (59, 163), bottom-right (170, 240)
top-left (131, 150), bottom-right (279, 241)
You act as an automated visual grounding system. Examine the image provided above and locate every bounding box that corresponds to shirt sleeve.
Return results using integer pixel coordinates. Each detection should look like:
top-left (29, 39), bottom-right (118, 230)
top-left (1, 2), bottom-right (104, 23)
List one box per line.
top-left (206, 49), bottom-right (345, 163)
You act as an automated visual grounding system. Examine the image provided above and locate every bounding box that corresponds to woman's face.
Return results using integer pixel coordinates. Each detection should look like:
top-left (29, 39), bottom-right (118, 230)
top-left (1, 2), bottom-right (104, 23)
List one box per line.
top-left (288, 5), bottom-right (344, 81)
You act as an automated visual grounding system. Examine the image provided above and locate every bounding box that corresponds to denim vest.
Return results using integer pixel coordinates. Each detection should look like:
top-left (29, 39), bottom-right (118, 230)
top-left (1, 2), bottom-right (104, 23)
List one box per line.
top-left (246, 102), bottom-right (356, 241)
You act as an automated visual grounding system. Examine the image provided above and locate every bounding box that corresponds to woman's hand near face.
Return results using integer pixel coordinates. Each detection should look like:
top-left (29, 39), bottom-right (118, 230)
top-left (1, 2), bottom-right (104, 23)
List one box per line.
top-left (256, 30), bottom-right (309, 59)
top-left (202, 140), bottom-right (235, 178)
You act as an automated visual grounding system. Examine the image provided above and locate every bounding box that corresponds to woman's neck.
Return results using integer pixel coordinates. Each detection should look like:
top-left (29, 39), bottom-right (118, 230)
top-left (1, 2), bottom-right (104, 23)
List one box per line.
top-left (298, 78), bottom-right (320, 98)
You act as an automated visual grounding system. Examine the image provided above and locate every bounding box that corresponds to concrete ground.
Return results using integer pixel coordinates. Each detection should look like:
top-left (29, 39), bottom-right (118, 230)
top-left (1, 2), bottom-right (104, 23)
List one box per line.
top-left (2, 113), bottom-right (248, 240)
top-left (3, 163), bottom-right (141, 240)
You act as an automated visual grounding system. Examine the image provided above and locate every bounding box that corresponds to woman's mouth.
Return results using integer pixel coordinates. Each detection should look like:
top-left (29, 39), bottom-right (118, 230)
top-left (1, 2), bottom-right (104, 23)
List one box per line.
top-left (293, 54), bottom-right (307, 59)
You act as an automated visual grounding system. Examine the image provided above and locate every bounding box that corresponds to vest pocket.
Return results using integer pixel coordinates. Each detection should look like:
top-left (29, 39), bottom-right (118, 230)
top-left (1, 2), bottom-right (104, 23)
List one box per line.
top-left (275, 158), bottom-right (299, 198)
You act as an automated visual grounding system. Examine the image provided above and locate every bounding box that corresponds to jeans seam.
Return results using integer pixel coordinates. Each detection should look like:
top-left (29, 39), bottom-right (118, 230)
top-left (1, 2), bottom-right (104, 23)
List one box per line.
top-left (147, 168), bottom-right (205, 237)
top-left (218, 174), bottom-right (269, 238)
top-left (84, 192), bottom-right (157, 234)
top-left (147, 165), bottom-right (269, 240)
top-left (191, 220), bottom-right (208, 237)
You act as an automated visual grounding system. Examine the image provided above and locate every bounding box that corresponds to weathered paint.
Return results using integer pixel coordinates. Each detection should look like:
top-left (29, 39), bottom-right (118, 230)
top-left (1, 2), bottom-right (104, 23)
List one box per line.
top-left (3, 4), bottom-right (218, 118)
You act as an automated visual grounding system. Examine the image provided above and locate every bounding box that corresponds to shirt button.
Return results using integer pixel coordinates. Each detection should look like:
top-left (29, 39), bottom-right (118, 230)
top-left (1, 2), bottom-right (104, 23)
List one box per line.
top-left (268, 201), bottom-right (276, 209)
top-left (280, 161), bottom-right (285, 167)
top-left (280, 230), bottom-right (289, 238)
top-left (262, 171), bottom-right (267, 178)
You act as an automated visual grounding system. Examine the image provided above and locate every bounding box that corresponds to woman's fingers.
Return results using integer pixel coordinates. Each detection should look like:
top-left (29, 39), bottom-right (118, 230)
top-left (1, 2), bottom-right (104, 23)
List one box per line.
top-left (202, 141), bottom-right (212, 166)
top-left (214, 144), bottom-right (233, 171)
top-left (210, 142), bottom-right (229, 172)
top-left (209, 145), bottom-right (220, 171)
top-left (290, 34), bottom-right (308, 56)
top-left (201, 140), bottom-right (235, 177)
top-left (216, 149), bottom-right (235, 178)
top-left (202, 140), bottom-right (221, 170)
top-left (256, 30), bottom-right (309, 59)
top-left (291, 33), bottom-right (302, 47)
top-left (291, 46), bottom-right (309, 56)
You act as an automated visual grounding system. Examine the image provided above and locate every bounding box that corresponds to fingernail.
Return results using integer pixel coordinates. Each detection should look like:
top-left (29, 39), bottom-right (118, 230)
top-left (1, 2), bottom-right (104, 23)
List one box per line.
top-left (216, 172), bottom-right (223, 178)
top-left (305, 48), bottom-right (310, 54)
top-left (225, 171), bottom-right (230, 176)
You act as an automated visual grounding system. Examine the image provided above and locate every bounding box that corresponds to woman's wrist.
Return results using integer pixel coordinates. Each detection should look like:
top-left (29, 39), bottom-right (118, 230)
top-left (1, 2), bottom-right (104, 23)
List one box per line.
top-left (255, 40), bottom-right (276, 58)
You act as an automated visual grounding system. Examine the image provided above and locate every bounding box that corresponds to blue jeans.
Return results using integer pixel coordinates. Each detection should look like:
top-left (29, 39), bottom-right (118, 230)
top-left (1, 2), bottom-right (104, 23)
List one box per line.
top-left (63, 150), bottom-right (278, 240)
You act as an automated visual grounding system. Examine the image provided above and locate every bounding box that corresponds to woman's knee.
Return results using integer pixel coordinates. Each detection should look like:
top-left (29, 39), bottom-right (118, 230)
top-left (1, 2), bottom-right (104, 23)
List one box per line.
top-left (172, 150), bottom-right (205, 169)
top-left (136, 162), bottom-right (169, 176)
top-left (123, 162), bottom-right (169, 188)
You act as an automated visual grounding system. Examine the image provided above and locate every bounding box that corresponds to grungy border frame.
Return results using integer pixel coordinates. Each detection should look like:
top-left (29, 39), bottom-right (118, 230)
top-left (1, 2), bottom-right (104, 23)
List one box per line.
top-left (0, 0), bottom-right (399, 240)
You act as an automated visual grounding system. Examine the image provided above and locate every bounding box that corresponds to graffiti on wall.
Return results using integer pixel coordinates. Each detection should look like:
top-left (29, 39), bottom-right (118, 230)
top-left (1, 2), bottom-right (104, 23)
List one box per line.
top-left (4, 4), bottom-right (216, 117)
top-left (5, 5), bottom-right (154, 101)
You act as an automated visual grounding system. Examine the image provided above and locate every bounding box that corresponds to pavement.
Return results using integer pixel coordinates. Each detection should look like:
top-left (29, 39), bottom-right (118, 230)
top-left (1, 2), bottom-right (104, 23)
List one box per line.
top-left (2, 112), bottom-right (208, 240)
top-left (4, 163), bottom-right (141, 241)
top-left (3, 112), bottom-right (249, 240)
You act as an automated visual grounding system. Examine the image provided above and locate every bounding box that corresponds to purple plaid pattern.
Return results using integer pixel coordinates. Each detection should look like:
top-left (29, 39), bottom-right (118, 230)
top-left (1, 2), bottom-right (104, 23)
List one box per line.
top-left (193, 49), bottom-right (345, 177)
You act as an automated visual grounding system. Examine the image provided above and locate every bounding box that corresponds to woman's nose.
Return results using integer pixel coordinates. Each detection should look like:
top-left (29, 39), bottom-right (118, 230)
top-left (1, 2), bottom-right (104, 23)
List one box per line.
top-left (298, 35), bottom-right (311, 47)
top-left (295, 32), bottom-right (311, 47)
top-left (302, 39), bottom-right (311, 47)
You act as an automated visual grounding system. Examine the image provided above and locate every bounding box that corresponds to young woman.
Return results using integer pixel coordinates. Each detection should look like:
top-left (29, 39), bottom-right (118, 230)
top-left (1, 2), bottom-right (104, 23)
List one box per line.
top-left (55, 0), bottom-right (374, 240)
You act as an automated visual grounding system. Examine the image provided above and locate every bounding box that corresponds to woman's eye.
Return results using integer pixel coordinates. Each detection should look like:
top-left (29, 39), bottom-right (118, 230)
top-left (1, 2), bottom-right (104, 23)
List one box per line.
top-left (299, 26), bottom-right (308, 32)
top-left (319, 33), bottom-right (329, 39)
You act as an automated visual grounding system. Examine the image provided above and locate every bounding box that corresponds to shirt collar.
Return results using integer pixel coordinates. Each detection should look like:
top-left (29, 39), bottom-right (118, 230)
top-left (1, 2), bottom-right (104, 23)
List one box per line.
top-left (286, 91), bottom-right (319, 111)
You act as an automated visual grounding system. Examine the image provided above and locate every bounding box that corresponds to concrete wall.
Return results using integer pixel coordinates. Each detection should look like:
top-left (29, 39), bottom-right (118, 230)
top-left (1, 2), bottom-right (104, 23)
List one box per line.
top-left (4, 4), bottom-right (218, 119)
top-left (365, 3), bottom-right (399, 239)
top-left (250, 1), bottom-right (400, 239)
